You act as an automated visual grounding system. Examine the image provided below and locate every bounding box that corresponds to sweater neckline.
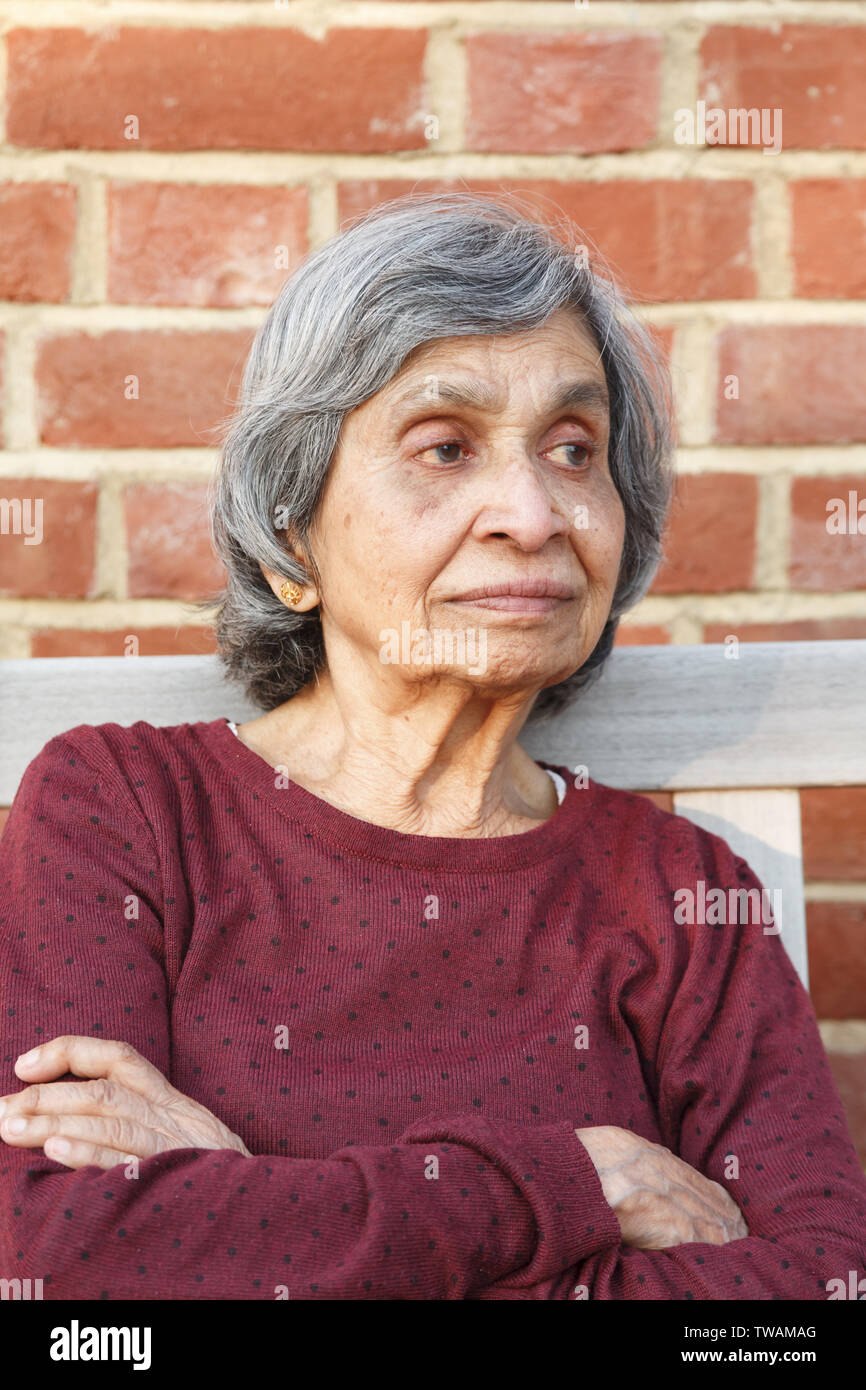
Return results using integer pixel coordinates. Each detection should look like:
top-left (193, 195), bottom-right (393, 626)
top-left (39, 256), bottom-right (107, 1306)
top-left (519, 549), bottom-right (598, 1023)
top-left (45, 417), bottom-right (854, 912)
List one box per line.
top-left (225, 717), bottom-right (567, 806)
top-left (195, 716), bottom-right (591, 872)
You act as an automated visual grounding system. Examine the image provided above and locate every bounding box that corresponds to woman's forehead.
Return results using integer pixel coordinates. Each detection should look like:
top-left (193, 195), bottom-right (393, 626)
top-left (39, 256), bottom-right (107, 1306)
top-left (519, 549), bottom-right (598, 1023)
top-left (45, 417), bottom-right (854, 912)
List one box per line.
top-left (373, 320), bottom-right (607, 413)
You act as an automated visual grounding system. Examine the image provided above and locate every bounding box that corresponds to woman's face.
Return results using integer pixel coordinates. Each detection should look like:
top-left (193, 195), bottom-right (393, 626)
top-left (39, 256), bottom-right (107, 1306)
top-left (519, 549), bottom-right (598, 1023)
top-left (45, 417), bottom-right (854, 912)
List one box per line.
top-left (301, 307), bottom-right (625, 703)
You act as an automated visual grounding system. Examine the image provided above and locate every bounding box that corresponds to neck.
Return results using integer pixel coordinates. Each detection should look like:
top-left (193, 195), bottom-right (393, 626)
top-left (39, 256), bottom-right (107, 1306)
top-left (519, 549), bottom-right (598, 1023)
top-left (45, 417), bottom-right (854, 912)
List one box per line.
top-left (236, 668), bottom-right (560, 837)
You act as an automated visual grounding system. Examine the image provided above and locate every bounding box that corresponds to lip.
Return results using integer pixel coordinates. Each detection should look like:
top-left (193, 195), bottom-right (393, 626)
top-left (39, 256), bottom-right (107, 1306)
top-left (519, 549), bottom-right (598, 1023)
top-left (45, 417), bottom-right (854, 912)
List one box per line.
top-left (449, 580), bottom-right (575, 601)
top-left (446, 579), bottom-right (575, 615)
top-left (451, 596), bottom-right (568, 614)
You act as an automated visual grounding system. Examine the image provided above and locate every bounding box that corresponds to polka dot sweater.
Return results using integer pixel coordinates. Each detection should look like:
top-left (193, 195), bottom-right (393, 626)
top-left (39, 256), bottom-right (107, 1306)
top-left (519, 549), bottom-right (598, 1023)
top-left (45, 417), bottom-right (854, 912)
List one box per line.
top-left (1, 717), bottom-right (864, 1301)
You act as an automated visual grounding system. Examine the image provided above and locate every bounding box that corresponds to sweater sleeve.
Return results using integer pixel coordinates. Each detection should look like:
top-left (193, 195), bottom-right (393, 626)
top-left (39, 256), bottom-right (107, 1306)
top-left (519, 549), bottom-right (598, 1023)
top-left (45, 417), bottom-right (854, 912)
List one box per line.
top-left (0, 732), bottom-right (620, 1301)
top-left (550, 826), bottom-right (866, 1301)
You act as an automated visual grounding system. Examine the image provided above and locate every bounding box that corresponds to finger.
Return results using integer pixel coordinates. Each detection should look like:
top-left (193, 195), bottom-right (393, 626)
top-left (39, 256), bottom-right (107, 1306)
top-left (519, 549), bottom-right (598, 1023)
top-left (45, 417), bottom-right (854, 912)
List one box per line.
top-left (691, 1183), bottom-right (742, 1226)
top-left (670, 1178), bottom-right (739, 1228)
top-left (656, 1181), bottom-right (739, 1247)
top-left (0, 1080), bottom-right (133, 1120)
top-left (14, 1037), bottom-right (170, 1099)
top-left (0, 1110), bottom-right (164, 1159)
top-left (41, 1136), bottom-right (139, 1172)
top-left (666, 1160), bottom-right (741, 1218)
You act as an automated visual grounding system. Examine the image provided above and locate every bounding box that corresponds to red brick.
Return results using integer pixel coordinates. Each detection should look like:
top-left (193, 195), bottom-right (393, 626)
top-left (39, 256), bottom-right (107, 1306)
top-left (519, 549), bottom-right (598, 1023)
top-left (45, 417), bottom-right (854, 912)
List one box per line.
top-left (715, 327), bottom-right (866, 445)
top-left (652, 473), bottom-right (758, 594)
top-left (125, 483), bottom-right (225, 600)
top-left (802, 788), bottom-right (866, 881)
top-left (0, 332), bottom-right (4, 450)
top-left (7, 27), bottom-right (427, 152)
top-left (108, 183), bottom-right (308, 307)
top-left (338, 178), bottom-right (753, 301)
top-left (0, 183), bottom-right (76, 301)
top-left (466, 32), bottom-right (662, 154)
top-left (807, 901), bottom-right (866, 1017)
top-left (825, 1053), bottom-right (866, 1170)
top-left (700, 26), bottom-right (866, 150)
top-left (792, 181), bottom-right (866, 299)
top-left (704, 618), bottom-right (866, 644)
top-left (0, 479), bottom-right (97, 597)
top-left (614, 624), bottom-right (670, 646)
top-left (35, 329), bottom-right (254, 447)
top-left (790, 476), bottom-right (866, 591)
top-left (31, 626), bottom-right (217, 658)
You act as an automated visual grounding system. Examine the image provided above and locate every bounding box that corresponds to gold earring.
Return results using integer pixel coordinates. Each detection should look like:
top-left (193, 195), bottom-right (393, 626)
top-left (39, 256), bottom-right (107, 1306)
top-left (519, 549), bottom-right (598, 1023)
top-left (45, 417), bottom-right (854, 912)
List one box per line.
top-left (279, 580), bottom-right (304, 606)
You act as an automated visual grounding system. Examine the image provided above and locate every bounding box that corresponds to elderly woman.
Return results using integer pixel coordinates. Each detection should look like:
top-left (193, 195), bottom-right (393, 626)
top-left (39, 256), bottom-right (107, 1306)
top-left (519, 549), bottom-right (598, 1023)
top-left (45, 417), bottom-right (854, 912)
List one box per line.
top-left (1, 193), bottom-right (864, 1303)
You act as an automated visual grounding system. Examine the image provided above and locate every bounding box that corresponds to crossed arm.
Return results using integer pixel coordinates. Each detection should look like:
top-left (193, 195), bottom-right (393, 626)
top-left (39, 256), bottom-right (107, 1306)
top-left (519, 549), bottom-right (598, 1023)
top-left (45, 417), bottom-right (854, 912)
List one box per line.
top-left (0, 1035), bottom-right (747, 1259)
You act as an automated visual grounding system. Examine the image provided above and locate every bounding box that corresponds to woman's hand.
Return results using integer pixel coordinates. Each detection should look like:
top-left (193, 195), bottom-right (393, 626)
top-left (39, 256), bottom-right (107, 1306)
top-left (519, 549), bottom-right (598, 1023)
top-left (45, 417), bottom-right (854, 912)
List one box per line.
top-left (0, 1035), bottom-right (252, 1170)
top-left (575, 1124), bottom-right (748, 1249)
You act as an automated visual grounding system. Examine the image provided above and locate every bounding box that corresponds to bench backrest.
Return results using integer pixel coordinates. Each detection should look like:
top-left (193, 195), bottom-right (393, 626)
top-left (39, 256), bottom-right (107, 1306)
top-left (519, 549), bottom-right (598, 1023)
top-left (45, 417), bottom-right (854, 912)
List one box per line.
top-left (4, 642), bottom-right (865, 990)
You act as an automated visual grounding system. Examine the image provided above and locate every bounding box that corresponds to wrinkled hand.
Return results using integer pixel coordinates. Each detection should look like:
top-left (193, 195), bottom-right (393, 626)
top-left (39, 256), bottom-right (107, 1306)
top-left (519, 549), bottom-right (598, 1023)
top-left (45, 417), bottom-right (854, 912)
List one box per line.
top-left (575, 1124), bottom-right (748, 1249)
top-left (0, 1036), bottom-right (252, 1170)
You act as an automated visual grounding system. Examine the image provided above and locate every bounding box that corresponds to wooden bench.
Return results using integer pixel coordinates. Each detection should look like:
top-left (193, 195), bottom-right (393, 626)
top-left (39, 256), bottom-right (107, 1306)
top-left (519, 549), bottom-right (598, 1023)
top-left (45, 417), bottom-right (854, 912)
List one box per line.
top-left (3, 641), bottom-right (865, 992)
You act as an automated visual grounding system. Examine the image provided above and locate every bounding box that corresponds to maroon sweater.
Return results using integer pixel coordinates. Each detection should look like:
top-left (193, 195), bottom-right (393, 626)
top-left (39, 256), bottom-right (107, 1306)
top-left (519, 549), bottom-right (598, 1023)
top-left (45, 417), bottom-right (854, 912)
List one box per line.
top-left (1, 717), bottom-right (864, 1301)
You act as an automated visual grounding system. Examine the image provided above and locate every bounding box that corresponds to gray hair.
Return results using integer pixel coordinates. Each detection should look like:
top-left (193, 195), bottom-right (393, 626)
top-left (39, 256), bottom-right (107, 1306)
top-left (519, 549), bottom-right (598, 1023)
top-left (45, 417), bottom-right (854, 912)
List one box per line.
top-left (202, 190), bottom-right (675, 724)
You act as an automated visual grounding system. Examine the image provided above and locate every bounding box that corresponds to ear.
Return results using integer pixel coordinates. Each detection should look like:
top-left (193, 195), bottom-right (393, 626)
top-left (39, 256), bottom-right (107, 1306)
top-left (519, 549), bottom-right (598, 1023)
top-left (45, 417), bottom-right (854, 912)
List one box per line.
top-left (259, 561), bottom-right (319, 613)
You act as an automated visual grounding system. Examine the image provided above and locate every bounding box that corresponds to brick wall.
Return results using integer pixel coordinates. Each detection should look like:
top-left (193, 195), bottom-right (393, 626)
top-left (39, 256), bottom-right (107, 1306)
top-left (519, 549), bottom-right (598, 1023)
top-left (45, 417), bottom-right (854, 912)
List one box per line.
top-left (0, 1), bottom-right (864, 1157)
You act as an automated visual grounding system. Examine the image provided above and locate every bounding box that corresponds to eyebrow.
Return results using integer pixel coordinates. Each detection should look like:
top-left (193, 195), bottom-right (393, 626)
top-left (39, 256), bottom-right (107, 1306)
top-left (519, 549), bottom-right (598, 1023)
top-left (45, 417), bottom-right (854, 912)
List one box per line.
top-left (391, 378), bottom-right (610, 418)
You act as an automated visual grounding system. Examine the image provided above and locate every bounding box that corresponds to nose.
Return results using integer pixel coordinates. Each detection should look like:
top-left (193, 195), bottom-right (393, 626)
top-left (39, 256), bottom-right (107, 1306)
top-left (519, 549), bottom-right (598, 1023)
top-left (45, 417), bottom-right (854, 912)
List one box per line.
top-left (469, 452), bottom-right (573, 550)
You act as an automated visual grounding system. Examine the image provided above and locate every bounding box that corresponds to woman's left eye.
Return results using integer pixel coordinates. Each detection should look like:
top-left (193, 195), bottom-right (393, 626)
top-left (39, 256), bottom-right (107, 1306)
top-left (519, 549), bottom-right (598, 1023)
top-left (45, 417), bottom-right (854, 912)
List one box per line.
top-left (421, 441), bottom-right (466, 464)
top-left (549, 441), bottom-right (593, 467)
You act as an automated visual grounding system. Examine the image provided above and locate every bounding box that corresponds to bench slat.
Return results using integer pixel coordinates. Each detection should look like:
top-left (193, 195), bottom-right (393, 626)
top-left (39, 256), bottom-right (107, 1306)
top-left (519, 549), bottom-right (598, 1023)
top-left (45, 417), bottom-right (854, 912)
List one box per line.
top-left (673, 789), bottom-right (808, 989)
top-left (520, 639), bottom-right (866, 791)
top-left (1, 641), bottom-right (864, 800)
